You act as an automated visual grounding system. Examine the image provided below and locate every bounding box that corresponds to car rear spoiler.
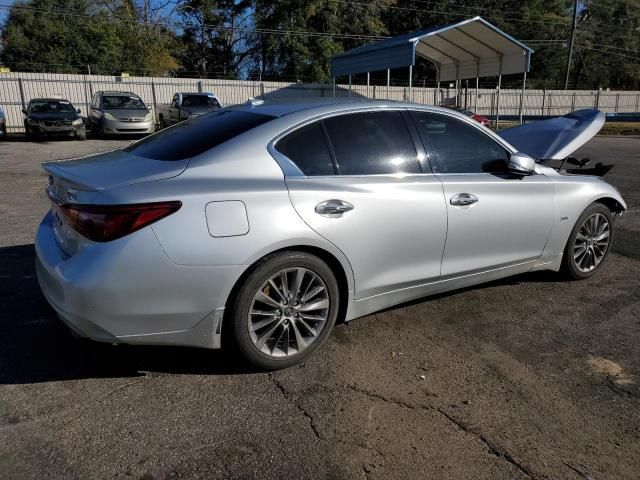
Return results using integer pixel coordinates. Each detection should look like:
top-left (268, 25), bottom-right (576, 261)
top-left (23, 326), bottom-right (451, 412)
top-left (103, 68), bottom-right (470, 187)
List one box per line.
top-left (497, 109), bottom-right (605, 161)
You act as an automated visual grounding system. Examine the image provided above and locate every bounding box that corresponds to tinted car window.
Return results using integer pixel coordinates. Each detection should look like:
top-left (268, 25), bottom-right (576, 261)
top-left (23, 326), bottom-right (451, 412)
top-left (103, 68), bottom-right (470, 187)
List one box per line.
top-left (125, 110), bottom-right (275, 161)
top-left (275, 122), bottom-right (335, 176)
top-left (323, 111), bottom-right (420, 175)
top-left (29, 100), bottom-right (76, 113)
top-left (101, 95), bottom-right (146, 110)
top-left (182, 95), bottom-right (221, 108)
top-left (410, 111), bottom-right (509, 174)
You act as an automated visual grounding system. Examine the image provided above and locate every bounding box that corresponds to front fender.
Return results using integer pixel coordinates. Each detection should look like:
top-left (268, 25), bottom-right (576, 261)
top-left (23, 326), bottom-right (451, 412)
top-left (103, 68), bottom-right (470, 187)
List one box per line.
top-left (540, 176), bottom-right (627, 263)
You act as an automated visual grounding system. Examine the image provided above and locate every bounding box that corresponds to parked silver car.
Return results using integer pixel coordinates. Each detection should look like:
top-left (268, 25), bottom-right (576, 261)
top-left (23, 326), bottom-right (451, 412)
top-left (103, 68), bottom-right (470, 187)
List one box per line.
top-left (35, 100), bottom-right (626, 369)
top-left (88, 91), bottom-right (155, 136)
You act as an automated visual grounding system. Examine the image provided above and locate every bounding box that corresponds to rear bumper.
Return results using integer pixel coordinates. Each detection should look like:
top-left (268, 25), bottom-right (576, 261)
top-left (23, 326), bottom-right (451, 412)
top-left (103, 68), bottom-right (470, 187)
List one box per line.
top-left (35, 211), bottom-right (244, 349)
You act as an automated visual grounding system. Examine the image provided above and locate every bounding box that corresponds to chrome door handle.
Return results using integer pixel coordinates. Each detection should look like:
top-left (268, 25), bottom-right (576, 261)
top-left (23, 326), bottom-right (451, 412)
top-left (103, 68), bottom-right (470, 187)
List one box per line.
top-left (450, 193), bottom-right (478, 206)
top-left (315, 199), bottom-right (354, 215)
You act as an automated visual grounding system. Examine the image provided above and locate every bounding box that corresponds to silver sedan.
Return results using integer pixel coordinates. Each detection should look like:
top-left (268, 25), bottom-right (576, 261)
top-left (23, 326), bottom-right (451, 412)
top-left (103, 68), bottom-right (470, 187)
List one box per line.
top-left (35, 100), bottom-right (626, 369)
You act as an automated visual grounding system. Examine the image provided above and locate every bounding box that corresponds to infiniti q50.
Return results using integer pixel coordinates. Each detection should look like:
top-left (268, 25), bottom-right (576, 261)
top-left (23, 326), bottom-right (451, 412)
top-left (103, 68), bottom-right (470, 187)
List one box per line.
top-left (35, 100), bottom-right (626, 369)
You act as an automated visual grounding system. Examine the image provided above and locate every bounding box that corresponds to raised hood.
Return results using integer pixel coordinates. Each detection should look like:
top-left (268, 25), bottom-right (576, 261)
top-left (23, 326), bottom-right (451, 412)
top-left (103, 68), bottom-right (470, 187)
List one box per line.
top-left (498, 109), bottom-right (605, 160)
top-left (43, 148), bottom-right (189, 191)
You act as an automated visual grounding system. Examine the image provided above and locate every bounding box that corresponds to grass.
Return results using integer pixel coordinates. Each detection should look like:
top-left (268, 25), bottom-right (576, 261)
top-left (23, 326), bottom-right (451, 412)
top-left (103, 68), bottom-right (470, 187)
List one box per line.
top-left (599, 122), bottom-right (640, 136)
top-left (490, 121), bottom-right (640, 135)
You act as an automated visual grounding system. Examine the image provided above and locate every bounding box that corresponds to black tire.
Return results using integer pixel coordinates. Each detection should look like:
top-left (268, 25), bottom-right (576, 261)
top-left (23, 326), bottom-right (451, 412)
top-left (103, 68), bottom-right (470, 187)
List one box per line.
top-left (229, 251), bottom-right (340, 370)
top-left (24, 124), bottom-right (32, 139)
top-left (562, 203), bottom-right (614, 280)
top-left (159, 115), bottom-right (167, 129)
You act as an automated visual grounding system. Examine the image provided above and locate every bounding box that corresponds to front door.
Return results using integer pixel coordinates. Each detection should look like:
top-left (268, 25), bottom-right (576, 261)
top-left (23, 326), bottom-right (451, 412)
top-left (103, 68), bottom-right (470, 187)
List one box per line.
top-left (278, 110), bottom-right (448, 300)
top-left (409, 110), bottom-right (554, 277)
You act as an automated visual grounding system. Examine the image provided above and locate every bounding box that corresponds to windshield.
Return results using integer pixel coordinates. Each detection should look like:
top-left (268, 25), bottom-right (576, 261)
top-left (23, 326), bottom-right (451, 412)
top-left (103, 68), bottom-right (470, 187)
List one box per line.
top-left (182, 95), bottom-right (221, 108)
top-left (29, 100), bottom-right (76, 113)
top-left (124, 110), bottom-right (275, 161)
top-left (102, 95), bottom-right (146, 110)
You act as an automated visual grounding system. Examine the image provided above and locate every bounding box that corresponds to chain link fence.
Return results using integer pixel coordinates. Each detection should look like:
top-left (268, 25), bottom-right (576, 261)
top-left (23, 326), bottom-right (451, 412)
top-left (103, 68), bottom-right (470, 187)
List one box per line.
top-left (0, 72), bottom-right (638, 132)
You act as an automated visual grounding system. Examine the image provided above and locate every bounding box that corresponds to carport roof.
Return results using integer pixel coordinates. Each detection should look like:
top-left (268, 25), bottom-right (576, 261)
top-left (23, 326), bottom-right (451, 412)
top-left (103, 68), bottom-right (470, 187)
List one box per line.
top-left (331, 16), bottom-right (533, 82)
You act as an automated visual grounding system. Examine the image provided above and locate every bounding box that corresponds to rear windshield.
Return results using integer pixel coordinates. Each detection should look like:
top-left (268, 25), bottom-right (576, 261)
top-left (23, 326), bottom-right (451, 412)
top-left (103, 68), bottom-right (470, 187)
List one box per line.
top-left (182, 95), bottom-right (221, 108)
top-left (125, 110), bottom-right (275, 161)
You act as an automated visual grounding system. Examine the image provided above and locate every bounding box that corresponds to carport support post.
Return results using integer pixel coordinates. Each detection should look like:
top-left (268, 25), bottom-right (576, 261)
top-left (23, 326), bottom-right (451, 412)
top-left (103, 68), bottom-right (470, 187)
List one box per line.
top-left (348, 74), bottom-right (352, 97)
top-left (495, 57), bottom-right (503, 131)
top-left (518, 70), bottom-right (527, 125)
top-left (409, 65), bottom-right (413, 102)
top-left (386, 69), bottom-right (390, 100)
top-left (332, 77), bottom-right (336, 97)
top-left (475, 59), bottom-right (479, 112)
top-left (366, 72), bottom-right (370, 98)
top-left (435, 65), bottom-right (440, 105)
top-left (455, 62), bottom-right (460, 106)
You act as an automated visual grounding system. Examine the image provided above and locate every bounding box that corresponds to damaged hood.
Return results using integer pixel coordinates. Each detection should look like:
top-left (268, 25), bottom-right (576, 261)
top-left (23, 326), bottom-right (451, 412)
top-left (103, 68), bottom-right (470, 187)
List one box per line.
top-left (498, 109), bottom-right (605, 160)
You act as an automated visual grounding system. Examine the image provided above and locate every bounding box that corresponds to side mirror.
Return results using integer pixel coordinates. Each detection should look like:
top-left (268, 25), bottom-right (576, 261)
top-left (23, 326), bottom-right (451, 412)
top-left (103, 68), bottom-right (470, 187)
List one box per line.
top-left (147, 105), bottom-right (153, 111)
top-left (508, 152), bottom-right (536, 176)
top-left (22, 108), bottom-right (27, 114)
top-left (76, 108), bottom-right (81, 114)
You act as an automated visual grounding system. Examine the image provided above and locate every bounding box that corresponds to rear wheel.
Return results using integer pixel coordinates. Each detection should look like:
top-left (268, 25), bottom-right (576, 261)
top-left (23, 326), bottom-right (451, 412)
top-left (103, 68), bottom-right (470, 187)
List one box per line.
top-left (229, 252), bottom-right (339, 370)
top-left (562, 203), bottom-right (614, 279)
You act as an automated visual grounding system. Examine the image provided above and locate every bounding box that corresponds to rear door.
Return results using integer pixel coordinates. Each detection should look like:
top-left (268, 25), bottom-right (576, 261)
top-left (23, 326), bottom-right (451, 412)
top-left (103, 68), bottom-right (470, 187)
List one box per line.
top-left (281, 110), bottom-right (447, 300)
top-left (409, 110), bottom-right (554, 277)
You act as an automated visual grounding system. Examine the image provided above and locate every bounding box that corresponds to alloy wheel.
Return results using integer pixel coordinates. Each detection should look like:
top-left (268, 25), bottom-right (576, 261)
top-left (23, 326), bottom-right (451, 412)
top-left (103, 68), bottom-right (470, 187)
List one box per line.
top-left (573, 212), bottom-right (611, 273)
top-left (247, 267), bottom-right (330, 358)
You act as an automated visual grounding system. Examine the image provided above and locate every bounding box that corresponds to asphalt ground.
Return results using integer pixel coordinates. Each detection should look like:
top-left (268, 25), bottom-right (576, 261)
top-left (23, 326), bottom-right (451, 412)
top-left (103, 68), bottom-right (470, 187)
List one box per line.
top-left (0, 135), bottom-right (639, 480)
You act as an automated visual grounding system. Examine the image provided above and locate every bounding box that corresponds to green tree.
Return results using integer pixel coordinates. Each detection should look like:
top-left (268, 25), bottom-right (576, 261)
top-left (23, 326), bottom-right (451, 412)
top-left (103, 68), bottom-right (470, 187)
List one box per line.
top-left (252, 0), bottom-right (390, 82)
top-left (1, 0), bottom-right (180, 75)
top-left (574, 0), bottom-right (640, 89)
top-left (177, 0), bottom-right (253, 78)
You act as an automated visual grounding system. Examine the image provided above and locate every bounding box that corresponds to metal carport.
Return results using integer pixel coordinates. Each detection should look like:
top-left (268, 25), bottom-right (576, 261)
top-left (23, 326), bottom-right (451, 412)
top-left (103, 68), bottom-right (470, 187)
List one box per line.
top-left (331, 16), bottom-right (534, 125)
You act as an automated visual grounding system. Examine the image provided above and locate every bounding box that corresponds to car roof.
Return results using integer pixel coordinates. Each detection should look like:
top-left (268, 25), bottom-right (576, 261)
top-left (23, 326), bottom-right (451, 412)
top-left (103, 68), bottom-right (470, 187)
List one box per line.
top-left (230, 98), bottom-right (467, 119)
top-left (98, 91), bottom-right (140, 96)
top-left (29, 98), bottom-right (72, 103)
top-left (179, 92), bottom-right (217, 97)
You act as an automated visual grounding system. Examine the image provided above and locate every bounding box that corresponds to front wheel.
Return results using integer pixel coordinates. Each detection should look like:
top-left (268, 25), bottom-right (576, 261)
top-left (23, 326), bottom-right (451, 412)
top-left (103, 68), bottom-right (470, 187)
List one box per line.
top-left (562, 203), bottom-right (614, 280)
top-left (229, 252), bottom-right (340, 370)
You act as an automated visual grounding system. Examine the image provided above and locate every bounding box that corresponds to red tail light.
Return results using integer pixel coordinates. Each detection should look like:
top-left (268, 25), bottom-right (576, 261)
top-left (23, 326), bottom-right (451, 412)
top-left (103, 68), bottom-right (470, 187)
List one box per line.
top-left (58, 201), bottom-right (181, 242)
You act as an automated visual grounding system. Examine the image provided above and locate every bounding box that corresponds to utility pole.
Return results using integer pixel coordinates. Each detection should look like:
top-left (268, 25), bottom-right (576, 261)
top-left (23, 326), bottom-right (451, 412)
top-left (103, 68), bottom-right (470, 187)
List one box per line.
top-left (564, 0), bottom-right (579, 90)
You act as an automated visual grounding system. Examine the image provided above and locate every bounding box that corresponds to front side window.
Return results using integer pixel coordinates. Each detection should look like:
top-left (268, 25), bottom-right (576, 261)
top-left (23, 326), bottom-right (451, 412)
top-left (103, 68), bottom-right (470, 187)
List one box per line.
top-left (323, 111), bottom-right (420, 175)
top-left (275, 122), bottom-right (335, 176)
top-left (125, 109), bottom-right (275, 161)
top-left (410, 111), bottom-right (509, 174)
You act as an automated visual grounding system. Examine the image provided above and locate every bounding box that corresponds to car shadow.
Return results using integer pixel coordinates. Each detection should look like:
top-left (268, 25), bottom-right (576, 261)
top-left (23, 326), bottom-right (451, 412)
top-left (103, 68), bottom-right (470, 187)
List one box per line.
top-left (3, 233), bottom-right (632, 385)
top-left (0, 244), bottom-right (259, 385)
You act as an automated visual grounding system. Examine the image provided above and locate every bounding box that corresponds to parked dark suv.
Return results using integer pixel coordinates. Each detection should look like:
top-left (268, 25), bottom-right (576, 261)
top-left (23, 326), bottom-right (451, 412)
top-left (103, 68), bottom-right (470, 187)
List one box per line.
top-left (23, 98), bottom-right (86, 140)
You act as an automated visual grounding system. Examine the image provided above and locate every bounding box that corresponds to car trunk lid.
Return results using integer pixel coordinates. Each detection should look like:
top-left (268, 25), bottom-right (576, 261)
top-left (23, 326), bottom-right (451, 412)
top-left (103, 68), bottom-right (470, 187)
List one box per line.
top-left (497, 109), bottom-right (605, 160)
top-left (43, 149), bottom-right (189, 190)
top-left (43, 149), bottom-right (188, 256)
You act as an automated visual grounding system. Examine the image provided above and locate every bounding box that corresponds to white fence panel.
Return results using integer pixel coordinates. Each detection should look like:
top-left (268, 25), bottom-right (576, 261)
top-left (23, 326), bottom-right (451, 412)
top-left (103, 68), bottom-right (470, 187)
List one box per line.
top-left (0, 71), bottom-right (638, 132)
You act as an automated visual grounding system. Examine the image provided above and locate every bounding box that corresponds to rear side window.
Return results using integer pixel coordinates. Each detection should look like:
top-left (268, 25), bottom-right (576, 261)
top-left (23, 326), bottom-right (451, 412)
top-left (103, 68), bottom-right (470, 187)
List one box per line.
top-left (125, 110), bottom-right (275, 161)
top-left (323, 111), bottom-right (420, 175)
top-left (410, 111), bottom-right (509, 173)
top-left (275, 122), bottom-right (335, 176)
